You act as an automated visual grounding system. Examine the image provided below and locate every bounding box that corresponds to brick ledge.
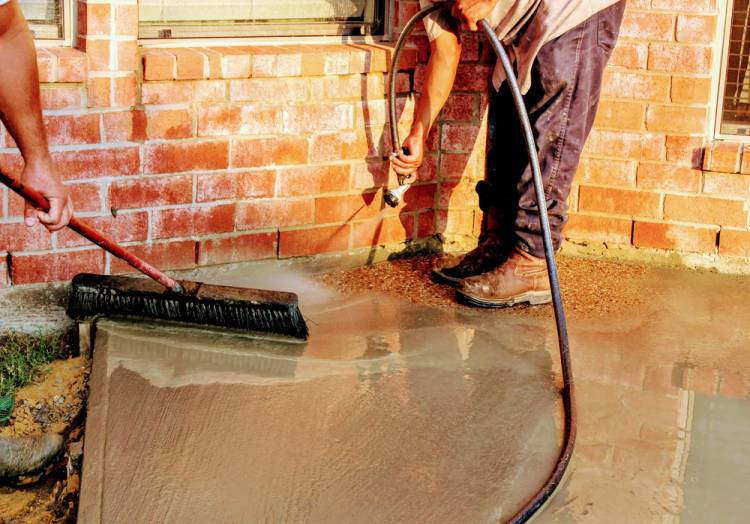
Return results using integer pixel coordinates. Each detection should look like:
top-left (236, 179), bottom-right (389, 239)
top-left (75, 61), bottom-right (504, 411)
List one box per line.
top-left (36, 47), bottom-right (88, 83)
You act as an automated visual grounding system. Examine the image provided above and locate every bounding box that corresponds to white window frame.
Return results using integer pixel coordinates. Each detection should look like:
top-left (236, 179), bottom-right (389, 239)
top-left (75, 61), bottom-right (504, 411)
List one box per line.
top-left (137, 0), bottom-right (393, 43)
top-left (712, 0), bottom-right (750, 142)
top-left (23, 0), bottom-right (73, 47)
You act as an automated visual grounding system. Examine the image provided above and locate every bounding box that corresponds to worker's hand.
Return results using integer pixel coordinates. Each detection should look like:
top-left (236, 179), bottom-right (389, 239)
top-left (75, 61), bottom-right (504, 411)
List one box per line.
top-left (391, 132), bottom-right (425, 184)
top-left (21, 157), bottom-right (74, 231)
top-left (452, 0), bottom-right (497, 32)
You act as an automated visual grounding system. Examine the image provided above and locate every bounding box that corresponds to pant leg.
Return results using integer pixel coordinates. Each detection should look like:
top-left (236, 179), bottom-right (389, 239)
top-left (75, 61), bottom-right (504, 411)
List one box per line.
top-left (484, 1), bottom-right (626, 258)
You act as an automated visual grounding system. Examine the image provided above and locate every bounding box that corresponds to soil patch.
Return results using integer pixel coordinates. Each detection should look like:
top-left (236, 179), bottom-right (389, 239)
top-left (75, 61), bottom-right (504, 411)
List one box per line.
top-left (0, 356), bottom-right (88, 524)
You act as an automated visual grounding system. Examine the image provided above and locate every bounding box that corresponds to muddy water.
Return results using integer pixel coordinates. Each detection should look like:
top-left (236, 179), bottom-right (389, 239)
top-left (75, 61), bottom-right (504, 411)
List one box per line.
top-left (79, 262), bottom-right (750, 523)
top-left (79, 285), bottom-right (562, 523)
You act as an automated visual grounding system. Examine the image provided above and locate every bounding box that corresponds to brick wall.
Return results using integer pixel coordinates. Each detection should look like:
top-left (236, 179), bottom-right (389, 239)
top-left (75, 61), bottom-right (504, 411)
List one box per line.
top-left (0, 0), bottom-right (746, 286)
top-left (567, 0), bottom-right (750, 268)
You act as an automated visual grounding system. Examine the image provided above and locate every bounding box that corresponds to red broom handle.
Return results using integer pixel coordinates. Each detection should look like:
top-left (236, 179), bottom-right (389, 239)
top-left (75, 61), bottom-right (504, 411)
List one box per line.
top-left (0, 170), bottom-right (182, 292)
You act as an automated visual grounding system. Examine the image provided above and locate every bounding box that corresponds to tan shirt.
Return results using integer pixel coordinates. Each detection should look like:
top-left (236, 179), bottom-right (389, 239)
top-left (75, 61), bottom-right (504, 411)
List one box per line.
top-left (419, 0), bottom-right (622, 92)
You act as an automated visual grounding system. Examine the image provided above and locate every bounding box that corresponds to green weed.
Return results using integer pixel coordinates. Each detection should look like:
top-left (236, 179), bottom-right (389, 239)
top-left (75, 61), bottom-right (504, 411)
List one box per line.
top-left (0, 331), bottom-right (69, 398)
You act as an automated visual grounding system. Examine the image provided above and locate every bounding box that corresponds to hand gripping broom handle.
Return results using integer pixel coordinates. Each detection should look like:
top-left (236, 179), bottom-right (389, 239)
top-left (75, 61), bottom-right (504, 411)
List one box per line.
top-left (0, 170), bottom-right (183, 293)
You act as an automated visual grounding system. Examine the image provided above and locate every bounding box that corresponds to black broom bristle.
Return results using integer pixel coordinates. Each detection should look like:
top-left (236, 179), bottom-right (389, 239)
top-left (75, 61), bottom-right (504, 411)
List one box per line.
top-left (67, 273), bottom-right (309, 340)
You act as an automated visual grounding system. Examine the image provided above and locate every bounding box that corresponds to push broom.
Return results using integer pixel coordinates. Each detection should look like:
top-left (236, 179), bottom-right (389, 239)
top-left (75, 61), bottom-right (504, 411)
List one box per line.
top-left (0, 171), bottom-right (308, 340)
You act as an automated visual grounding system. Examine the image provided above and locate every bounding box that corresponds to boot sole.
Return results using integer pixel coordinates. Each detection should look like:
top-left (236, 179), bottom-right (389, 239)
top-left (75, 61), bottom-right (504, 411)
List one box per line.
top-left (457, 289), bottom-right (552, 308)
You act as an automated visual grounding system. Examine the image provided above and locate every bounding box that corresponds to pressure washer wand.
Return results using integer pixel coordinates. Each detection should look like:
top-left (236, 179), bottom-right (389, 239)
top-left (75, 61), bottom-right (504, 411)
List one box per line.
top-left (386, 3), bottom-right (575, 522)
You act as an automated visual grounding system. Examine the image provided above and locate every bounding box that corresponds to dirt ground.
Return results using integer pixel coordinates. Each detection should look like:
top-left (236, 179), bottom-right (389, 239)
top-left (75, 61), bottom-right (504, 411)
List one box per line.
top-left (316, 254), bottom-right (650, 320)
top-left (0, 356), bottom-right (89, 524)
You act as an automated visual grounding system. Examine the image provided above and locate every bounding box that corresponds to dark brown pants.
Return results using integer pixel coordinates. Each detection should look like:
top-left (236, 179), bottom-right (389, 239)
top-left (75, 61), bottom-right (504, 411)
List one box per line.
top-left (482, 1), bottom-right (626, 257)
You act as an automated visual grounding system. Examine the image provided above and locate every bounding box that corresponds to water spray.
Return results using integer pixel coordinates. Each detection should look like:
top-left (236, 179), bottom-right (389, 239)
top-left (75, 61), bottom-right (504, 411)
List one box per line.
top-left (386, 3), bottom-right (575, 522)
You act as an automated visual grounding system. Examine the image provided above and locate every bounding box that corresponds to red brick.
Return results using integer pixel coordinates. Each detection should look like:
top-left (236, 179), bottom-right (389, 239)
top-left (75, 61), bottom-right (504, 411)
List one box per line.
top-left (206, 47), bottom-right (251, 79)
top-left (703, 173), bottom-right (750, 197)
top-left (634, 221), bottom-right (718, 253)
top-left (676, 15), bottom-right (715, 43)
top-left (0, 258), bottom-right (8, 287)
top-left (646, 105), bottom-right (706, 134)
top-left (322, 74), bottom-right (363, 100)
top-left (610, 42), bottom-right (648, 69)
top-left (577, 158), bottom-right (637, 186)
top-left (144, 141), bottom-right (229, 174)
top-left (152, 205), bottom-right (235, 239)
top-left (53, 147), bottom-right (141, 180)
top-left (145, 108), bottom-right (193, 140)
top-left (593, 100), bottom-right (645, 131)
top-left (671, 76), bottom-right (711, 104)
top-left (704, 141), bottom-right (741, 173)
top-left (440, 94), bottom-right (477, 122)
top-left (115, 4), bottom-right (138, 36)
top-left (602, 71), bottom-right (670, 101)
top-left (36, 49), bottom-right (54, 82)
top-left (719, 229), bottom-right (750, 257)
top-left (67, 182), bottom-right (102, 213)
top-left (277, 165), bottom-right (350, 197)
top-left (236, 199), bottom-right (313, 230)
top-left (109, 240), bottom-right (196, 274)
top-left (40, 86), bottom-right (83, 109)
top-left (196, 170), bottom-right (276, 202)
top-left (564, 214), bottom-right (633, 244)
top-left (116, 40), bottom-right (138, 71)
top-left (143, 52), bottom-right (178, 82)
top-left (439, 153), bottom-right (477, 181)
top-left (666, 135), bottom-right (704, 168)
top-left (102, 110), bottom-right (146, 142)
top-left (57, 212), bottom-right (148, 248)
top-left (310, 131), bottom-right (370, 163)
top-left (351, 215), bottom-right (414, 248)
top-left (315, 194), bottom-right (382, 224)
top-left (197, 233), bottom-right (276, 266)
top-left (229, 78), bottom-right (308, 102)
top-left (440, 124), bottom-right (483, 152)
top-left (112, 75), bottom-right (137, 107)
top-left (648, 43), bottom-right (712, 74)
top-left (741, 145), bottom-right (750, 175)
top-left (85, 3), bottom-right (111, 36)
top-left (282, 103), bottom-right (354, 134)
top-left (109, 175), bottom-right (193, 209)
top-left (171, 49), bottom-right (207, 80)
top-left (48, 47), bottom-right (87, 82)
top-left (418, 210), bottom-right (435, 237)
top-left (351, 160), bottom-right (390, 189)
top-left (86, 77), bottom-right (110, 108)
top-left (0, 222), bottom-right (53, 252)
top-left (636, 163), bottom-right (702, 192)
top-left (651, 0), bottom-right (713, 11)
top-left (279, 225), bottom-right (350, 257)
top-left (141, 81), bottom-right (226, 105)
top-left (400, 184), bottom-right (437, 212)
top-left (232, 137), bottom-right (308, 168)
top-left (664, 195), bottom-right (747, 227)
top-left (197, 104), bottom-right (281, 137)
top-left (620, 12), bottom-right (675, 41)
top-left (584, 129), bottom-right (664, 161)
top-left (45, 114), bottom-right (101, 145)
top-left (11, 250), bottom-right (105, 284)
top-left (578, 186), bottom-right (661, 218)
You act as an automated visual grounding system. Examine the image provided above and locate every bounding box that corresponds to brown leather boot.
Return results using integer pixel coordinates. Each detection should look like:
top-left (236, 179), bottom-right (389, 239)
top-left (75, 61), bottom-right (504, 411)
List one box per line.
top-left (457, 247), bottom-right (551, 307)
top-left (432, 235), bottom-right (507, 286)
top-left (0, 433), bottom-right (64, 479)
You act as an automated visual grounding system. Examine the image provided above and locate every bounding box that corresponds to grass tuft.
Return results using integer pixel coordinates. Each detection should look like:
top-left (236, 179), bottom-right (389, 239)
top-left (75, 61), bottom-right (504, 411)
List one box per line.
top-left (0, 331), bottom-right (69, 398)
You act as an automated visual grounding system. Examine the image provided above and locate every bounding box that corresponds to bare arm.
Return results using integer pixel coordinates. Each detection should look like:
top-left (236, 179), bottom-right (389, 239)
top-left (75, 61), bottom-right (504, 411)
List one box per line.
top-left (0, 0), bottom-right (72, 231)
top-left (392, 29), bottom-right (462, 181)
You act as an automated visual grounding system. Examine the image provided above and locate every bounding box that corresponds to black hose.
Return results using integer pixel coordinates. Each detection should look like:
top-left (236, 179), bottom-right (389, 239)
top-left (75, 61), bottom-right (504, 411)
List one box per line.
top-left (387, 3), bottom-right (576, 523)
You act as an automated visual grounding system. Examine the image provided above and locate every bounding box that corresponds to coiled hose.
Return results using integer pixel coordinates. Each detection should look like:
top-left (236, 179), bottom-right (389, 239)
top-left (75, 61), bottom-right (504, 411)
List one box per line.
top-left (385, 3), bottom-right (576, 522)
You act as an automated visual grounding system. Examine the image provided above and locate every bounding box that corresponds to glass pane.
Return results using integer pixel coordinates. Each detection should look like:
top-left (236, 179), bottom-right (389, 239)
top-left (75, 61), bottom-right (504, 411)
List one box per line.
top-left (139, 0), bottom-right (383, 38)
top-left (721, 0), bottom-right (750, 136)
top-left (19, 0), bottom-right (64, 39)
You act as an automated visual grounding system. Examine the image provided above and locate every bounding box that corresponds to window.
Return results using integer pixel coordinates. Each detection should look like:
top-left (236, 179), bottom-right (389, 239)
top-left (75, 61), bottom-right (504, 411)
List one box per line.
top-left (138, 0), bottom-right (388, 40)
top-left (19, 0), bottom-right (66, 40)
top-left (719, 0), bottom-right (750, 136)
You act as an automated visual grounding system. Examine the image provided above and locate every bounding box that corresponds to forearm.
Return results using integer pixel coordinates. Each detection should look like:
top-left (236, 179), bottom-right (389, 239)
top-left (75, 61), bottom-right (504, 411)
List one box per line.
top-left (410, 31), bottom-right (462, 142)
top-left (0, 2), bottom-right (50, 166)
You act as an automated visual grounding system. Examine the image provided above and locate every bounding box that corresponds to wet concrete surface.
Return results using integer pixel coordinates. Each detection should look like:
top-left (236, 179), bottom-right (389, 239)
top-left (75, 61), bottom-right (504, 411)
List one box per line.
top-left (75, 259), bottom-right (750, 523)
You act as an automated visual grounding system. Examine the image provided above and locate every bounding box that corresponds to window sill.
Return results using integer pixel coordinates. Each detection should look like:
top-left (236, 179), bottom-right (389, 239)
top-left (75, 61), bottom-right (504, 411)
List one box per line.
top-left (140, 43), bottom-right (401, 82)
top-left (36, 47), bottom-right (88, 83)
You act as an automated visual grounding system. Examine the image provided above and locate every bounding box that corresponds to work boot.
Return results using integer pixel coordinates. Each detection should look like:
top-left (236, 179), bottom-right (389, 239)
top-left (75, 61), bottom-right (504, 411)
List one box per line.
top-left (457, 247), bottom-right (551, 308)
top-left (432, 235), bottom-right (507, 286)
top-left (0, 433), bottom-right (64, 479)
